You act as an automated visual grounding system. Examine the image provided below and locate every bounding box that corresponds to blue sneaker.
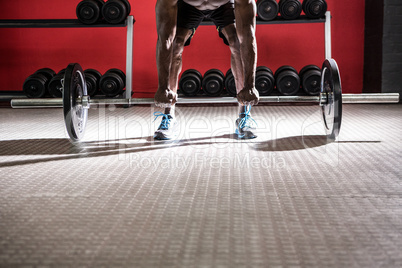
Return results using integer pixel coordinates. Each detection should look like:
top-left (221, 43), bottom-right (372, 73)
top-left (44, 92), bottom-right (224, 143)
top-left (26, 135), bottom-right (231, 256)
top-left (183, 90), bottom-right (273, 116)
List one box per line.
top-left (153, 112), bottom-right (178, 140)
top-left (235, 106), bottom-right (257, 139)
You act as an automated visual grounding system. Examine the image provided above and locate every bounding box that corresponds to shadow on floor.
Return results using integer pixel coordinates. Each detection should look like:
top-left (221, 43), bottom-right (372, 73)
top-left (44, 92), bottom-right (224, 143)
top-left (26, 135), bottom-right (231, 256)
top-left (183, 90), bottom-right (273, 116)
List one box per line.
top-left (0, 135), bottom-right (380, 167)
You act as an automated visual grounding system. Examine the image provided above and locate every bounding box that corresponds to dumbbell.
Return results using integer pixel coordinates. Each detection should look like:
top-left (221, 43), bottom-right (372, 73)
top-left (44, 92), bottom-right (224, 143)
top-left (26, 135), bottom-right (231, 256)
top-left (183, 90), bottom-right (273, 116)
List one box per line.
top-left (256, 0), bottom-right (279, 21)
top-left (48, 69), bottom-right (68, 98)
top-left (84, 69), bottom-right (102, 97)
top-left (23, 68), bottom-right (56, 98)
top-left (224, 69), bottom-right (237, 97)
top-left (299, 64), bottom-right (321, 95)
top-left (76, 0), bottom-right (104, 25)
top-left (275, 65), bottom-right (300, 96)
top-left (302, 0), bottom-right (327, 19)
top-left (178, 69), bottom-right (202, 96)
top-left (99, 68), bottom-right (126, 97)
top-left (102, 0), bottom-right (131, 24)
top-left (256, 66), bottom-right (275, 96)
top-left (279, 0), bottom-right (302, 20)
top-left (202, 69), bottom-right (225, 97)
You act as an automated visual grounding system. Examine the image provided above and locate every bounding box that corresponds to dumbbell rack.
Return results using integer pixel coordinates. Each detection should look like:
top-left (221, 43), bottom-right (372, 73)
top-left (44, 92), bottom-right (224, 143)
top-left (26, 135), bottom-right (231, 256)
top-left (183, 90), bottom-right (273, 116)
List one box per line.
top-left (202, 11), bottom-right (333, 72)
top-left (0, 16), bottom-right (135, 100)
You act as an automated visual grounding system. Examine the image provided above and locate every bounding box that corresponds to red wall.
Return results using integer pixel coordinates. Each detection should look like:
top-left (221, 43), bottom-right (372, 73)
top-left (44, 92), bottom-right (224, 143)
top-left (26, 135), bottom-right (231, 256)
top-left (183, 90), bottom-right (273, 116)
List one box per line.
top-left (0, 0), bottom-right (365, 97)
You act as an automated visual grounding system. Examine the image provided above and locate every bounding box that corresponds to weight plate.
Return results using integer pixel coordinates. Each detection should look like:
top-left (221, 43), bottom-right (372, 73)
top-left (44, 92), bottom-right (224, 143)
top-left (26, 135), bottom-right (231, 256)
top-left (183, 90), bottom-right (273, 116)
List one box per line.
top-left (256, 69), bottom-right (275, 96)
top-left (257, 0), bottom-right (279, 21)
top-left (179, 69), bottom-right (202, 96)
top-left (48, 74), bottom-right (64, 98)
top-left (102, 0), bottom-right (128, 24)
top-left (224, 69), bottom-right (237, 97)
top-left (76, 0), bottom-right (102, 24)
top-left (256, 65), bottom-right (273, 75)
top-left (202, 69), bottom-right (224, 97)
top-left (320, 59), bottom-right (342, 140)
top-left (63, 63), bottom-right (88, 141)
top-left (23, 74), bottom-right (47, 98)
top-left (299, 64), bottom-right (320, 79)
top-left (274, 65), bottom-right (297, 81)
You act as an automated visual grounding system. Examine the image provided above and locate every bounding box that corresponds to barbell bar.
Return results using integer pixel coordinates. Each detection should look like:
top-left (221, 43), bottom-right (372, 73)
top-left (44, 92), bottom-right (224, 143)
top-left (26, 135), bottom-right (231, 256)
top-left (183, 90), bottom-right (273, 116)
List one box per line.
top-left (10, 60), bottom-right (400, 142)
top-left (10, 93), bottom-right (400, 108)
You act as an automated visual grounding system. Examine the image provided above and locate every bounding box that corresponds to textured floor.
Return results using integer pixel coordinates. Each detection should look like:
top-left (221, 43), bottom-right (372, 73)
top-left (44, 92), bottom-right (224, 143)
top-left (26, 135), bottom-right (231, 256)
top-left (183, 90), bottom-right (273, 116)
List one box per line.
top-left (0, 103), bottom-right (401, 267)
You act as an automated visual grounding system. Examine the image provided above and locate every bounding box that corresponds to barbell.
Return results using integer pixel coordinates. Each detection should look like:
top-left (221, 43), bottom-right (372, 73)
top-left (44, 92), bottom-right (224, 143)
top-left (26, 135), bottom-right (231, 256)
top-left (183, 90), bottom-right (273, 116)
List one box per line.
top-left (11, 59), bottom-right (400, 142)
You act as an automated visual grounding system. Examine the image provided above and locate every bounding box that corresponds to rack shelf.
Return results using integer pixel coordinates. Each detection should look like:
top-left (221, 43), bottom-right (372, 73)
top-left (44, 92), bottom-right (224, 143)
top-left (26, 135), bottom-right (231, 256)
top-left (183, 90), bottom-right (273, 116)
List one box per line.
top-left (0, 16), bottom-right (135, 99)
top-left (201, 15), bottom-right (326, 26)
top-left (0, 19), bottom-right (131, 28)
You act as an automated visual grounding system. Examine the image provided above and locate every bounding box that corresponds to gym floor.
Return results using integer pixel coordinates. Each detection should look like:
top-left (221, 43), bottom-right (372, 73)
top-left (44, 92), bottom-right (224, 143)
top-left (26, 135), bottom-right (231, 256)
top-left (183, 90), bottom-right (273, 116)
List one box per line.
top-left (0, 103), bottom-right (401, 267)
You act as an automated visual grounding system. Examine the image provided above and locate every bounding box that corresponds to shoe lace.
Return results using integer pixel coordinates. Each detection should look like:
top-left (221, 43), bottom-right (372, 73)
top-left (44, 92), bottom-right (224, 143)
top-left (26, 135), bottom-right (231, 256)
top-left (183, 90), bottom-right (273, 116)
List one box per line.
top-left (238, 105), bottom-right (257, 129)
top-left (153, 112), bottom-right (172, 130)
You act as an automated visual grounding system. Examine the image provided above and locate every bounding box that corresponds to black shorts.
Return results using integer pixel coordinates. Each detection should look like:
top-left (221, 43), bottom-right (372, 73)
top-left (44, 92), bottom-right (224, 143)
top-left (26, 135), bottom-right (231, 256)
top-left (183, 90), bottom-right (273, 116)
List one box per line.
top-left (177, 0), bottom-right (235, 46)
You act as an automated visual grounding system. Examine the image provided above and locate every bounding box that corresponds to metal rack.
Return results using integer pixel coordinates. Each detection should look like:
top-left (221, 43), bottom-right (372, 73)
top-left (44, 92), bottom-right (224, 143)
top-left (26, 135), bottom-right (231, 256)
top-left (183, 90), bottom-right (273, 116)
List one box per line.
top-left (0, 16), bottom-right (135, 99)
top-left (202, 12), bottom-right (332, 61)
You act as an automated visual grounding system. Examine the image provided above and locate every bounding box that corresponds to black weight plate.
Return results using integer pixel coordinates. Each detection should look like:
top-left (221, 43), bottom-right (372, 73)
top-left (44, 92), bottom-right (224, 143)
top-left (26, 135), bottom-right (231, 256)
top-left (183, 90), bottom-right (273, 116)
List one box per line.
top-left (179, 73), bottom-right (201, 96)
top-left (84, 73), bottom-right (98, 96)
top-left (303, 0), bottom-right (327, 19)
top-left (182, 69), bottom-right (202, 81)
top-left (63, 63), bottom-right (88, 141)
top-left (256, 69), bottom-right (275, 95)
top-left (274, 65), bottom-right (297, 81)
top-left (100, 72), bottom-right (125, 96)
top-left (276, 71), bottom-right (300, 95)
top-left (224, 69), bottom-right (237, 97)
top-left (106, 68), bottom-right (126, 82)
top-left (320, 58), bottom-right (342, 140)
top-left (58, 68), bottom-right (66, 75)
top-left (85, 69), bottom-right (102, 96)
top-left (256, 65), bottom-right (273, 75)
top-left (121, 0), bottom-right (131, 15)
top-left (48, 73), bottom-right (64, 98)
top-left (102, 0), bottom-right (127, 24)
top-left (299, 64), bottom-right (320, 78)
top-left (279, 0), bottom-right (302, 20)
top-left (257, 0), bottom-right (279, 21)
top-left (23, 74), bottom-right (47, 98)
top-left (204, 69), bottom-right (224, 78)
top-left (35, 68), bottom-right (56, 81)
top-left (302, 69), bottom-right (321, 95)
top-left (76, 0), bottom-right (102, 24)
top-left (85, 68), bottom-right (102, 81)
top-left (202, 69), bottom-right (224, 97)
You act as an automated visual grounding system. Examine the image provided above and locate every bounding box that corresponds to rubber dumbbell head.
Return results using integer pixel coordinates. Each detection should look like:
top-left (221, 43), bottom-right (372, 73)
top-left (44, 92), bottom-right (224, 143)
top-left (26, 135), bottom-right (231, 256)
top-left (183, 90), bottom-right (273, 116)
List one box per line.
top-left (179, 69), bottom-right (202, 96)
top-left (224, 69), bottom-right (237, 97)
top-left (302, 0), bottom-right (327, 19)
top-left (84, 69), bottom-right (102, 97)
top-left (23, 73), bottom-right (48, 98)
top-left (76, 0), bottom-right (104, 25)
top-left (256, 66), bottom-right (275, 96)
top-left (100, 68), bottom-right (126, 97)
top-left (257, 0), bottom-right (279, 21)
top-left (102, 0), bottom-right (130, 24)
top-left (275, 65), bottom-right (300, 96)
top-left (279, 0), bottom-right (302, 20)
top-left (58, 68), bottom-right (66, 75)
top-left (23, 68), bottom-right (56, 98)
top-left (48, 73), bottom-right (64, 98)
top-left (35, 68), bottom-right (56, 81)
top-left (202, 69), bottom-right (225, 97)
top-left (299, 64), bottom-right (321, 95)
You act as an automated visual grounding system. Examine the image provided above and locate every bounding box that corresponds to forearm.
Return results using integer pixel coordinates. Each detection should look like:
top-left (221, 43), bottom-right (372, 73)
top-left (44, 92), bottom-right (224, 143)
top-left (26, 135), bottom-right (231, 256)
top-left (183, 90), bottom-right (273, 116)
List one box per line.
top-left (234, 0), bottom-right (257, 89)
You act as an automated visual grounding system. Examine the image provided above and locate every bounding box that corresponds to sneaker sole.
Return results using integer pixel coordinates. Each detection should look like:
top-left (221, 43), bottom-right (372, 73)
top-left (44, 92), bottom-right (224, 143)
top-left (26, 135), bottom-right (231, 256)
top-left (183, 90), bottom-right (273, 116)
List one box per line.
top-left (235, 129), bottom-right (257, 139)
